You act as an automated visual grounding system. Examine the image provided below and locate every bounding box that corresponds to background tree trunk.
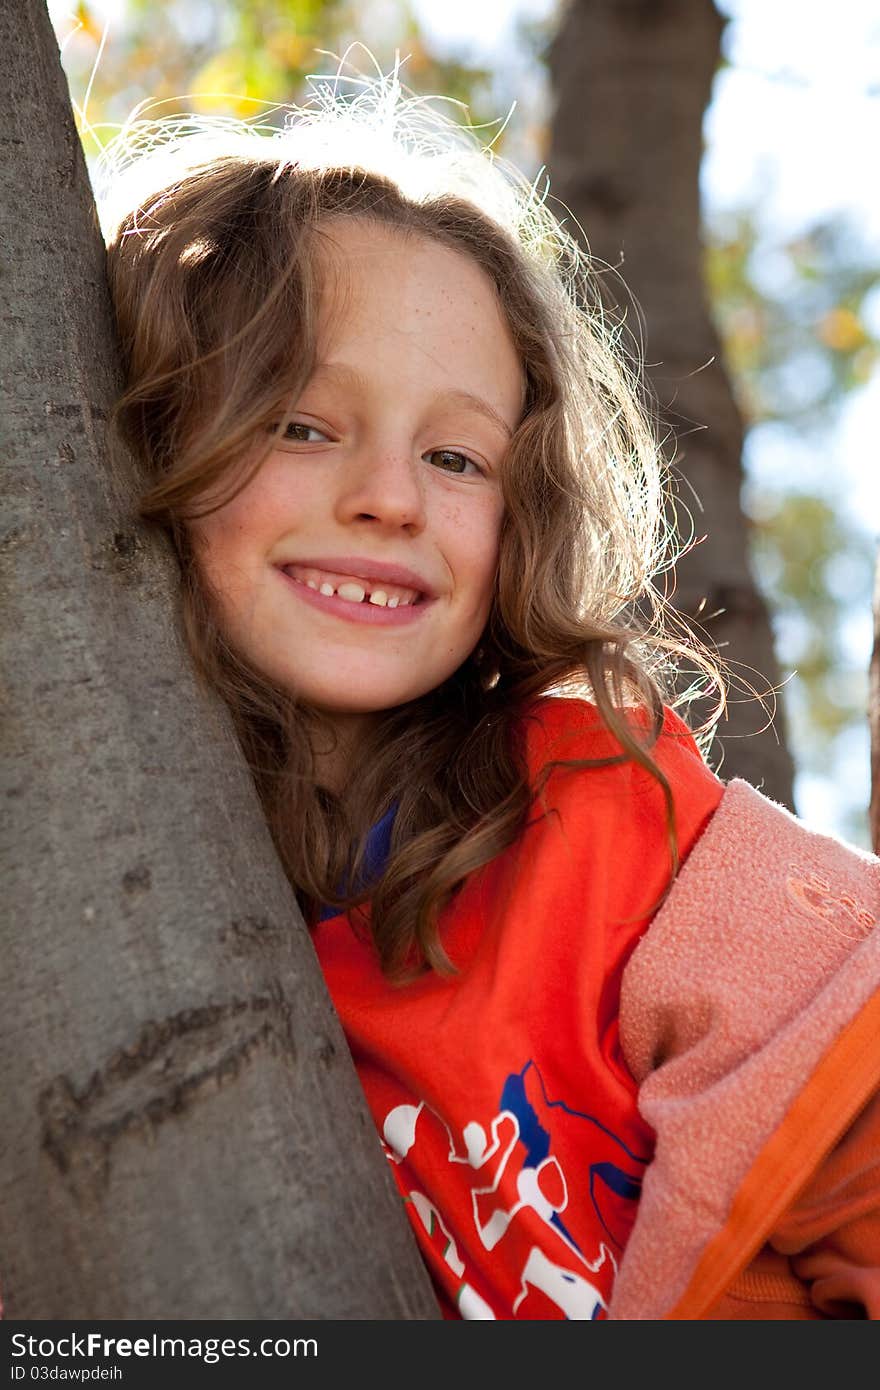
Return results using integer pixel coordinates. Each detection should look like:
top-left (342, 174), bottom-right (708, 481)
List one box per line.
top-left (0, 0), bottom-right (439, 1320)
top-left (547, 0), bottom-right (797, 805)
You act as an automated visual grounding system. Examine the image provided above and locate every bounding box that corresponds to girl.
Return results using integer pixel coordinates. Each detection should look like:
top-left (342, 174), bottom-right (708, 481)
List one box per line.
top-left (97, 73), bottom-right (880, 1320)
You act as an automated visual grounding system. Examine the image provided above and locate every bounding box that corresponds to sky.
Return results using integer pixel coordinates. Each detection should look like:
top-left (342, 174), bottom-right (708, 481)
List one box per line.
top-left (50, 0), bottom-right (880, 842)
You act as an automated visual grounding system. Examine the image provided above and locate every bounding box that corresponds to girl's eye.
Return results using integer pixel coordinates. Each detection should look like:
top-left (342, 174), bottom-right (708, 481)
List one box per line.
top-left (425, 449), bottom-right (483, 476)
top-left (277, 421), bottom-right (330, 444)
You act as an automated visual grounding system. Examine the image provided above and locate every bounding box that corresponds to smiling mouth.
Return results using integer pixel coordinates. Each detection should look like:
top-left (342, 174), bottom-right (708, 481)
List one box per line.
top-left (281, 564), bottom-right (423, 608)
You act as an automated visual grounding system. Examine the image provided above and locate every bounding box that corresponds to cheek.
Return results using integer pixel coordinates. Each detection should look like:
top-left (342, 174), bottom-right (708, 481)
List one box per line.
top-left (454, 496), bottom-right (504, 605)
top-left (185, 514), bottom-right (258, 643)
top-left (187, 519), bottom-right (235, 597)
top-left (187, 481), bottom-right (266, 576)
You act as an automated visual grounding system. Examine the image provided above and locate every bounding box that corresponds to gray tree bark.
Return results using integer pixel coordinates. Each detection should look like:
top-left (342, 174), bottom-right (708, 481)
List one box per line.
top-left (547, 0), bottom-right (797, 805)
top-left (0, 0), bottom-right (439, 1320)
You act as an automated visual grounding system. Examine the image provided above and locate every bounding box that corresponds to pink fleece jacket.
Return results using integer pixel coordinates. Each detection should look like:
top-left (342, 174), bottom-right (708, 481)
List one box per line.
top-left (612, 778), bottom-right (880, 1319)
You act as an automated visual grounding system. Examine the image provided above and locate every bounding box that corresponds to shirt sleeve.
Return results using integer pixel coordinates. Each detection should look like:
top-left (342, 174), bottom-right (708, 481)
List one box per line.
top-left (707, 1084), bottom-right (880, 1319)
top-left (772, 1083), bottom-right (880, 1318)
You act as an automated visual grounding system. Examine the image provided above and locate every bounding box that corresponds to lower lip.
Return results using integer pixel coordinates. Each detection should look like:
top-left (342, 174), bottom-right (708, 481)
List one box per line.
top-left (277, 569), bottom-right (433, 626)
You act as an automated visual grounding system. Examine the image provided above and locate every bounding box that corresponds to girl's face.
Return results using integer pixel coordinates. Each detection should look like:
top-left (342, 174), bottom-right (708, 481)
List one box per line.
top-left (188, 217), bottom-right (523, 737)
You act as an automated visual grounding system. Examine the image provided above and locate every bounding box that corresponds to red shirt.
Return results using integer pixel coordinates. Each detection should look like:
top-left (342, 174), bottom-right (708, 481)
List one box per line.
top-left (313, 698), bottom-right (724, 1318)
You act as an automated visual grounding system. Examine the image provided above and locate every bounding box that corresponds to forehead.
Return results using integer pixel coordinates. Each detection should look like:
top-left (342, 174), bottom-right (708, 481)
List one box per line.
top-left (311, 217), bottom-right (508, 340)
top-left (309, 215), bottom-right (524, 410)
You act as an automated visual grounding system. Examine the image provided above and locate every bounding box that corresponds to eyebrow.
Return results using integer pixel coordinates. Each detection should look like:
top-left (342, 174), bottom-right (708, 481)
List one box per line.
top-left (308, 363), bottom-right (514, 440)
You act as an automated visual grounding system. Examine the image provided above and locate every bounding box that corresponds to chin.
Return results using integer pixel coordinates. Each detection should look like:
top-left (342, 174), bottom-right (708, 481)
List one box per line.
top-left (313, 693), bottom-right (423, 717)
top-left (262, 659), bottom-right (462, 715)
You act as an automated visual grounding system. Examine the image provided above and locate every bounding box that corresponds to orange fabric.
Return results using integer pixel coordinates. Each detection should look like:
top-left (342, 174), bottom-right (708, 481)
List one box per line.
top-left (710, 1086), bottom-right (880, 1319)
top-left (708, 1246), bottom-right (821, 1319)
top-left (772, 1082), bottom-right (880, 1318)
top-left (669, 987), bottom-right (880, 1319)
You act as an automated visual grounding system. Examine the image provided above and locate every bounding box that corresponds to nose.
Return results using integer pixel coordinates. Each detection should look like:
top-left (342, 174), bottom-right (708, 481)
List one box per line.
top-left (334, 438), bottom-right (427, 533)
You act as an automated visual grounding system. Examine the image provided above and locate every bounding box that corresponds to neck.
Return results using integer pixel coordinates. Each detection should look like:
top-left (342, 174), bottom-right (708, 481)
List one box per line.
top-left (312, 710), bottom-right (377, 794)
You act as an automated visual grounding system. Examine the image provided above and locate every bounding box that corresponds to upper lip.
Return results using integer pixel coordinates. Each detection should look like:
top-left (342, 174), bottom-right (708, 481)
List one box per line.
top-left (278, 556), bottom-right (437, 598)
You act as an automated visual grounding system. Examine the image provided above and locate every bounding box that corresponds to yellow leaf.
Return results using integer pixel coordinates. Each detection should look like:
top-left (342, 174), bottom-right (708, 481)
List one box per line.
top-left (74, 1), bottom-right (101, 42)
top-left (817, 307), bottom-right (868, 353)
top-left (265, 32), bottom-right (309, 68)
top-left (191, 54), bottom-right (255, 117)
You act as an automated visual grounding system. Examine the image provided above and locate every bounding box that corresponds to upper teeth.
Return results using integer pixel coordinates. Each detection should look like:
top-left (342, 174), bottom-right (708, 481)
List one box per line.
top-left (338, 581), bottom-right (365, 602)
top-left (288, 565), bottom-right (418, 607)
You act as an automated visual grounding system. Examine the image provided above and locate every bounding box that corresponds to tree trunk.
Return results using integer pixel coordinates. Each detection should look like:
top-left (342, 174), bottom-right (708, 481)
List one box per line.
top-left (547, 0), bottom-right (796, 806)
top-left (0, 0), bottom-right (439, 1321)
top-left (870, 548), bottom-right (880, 854)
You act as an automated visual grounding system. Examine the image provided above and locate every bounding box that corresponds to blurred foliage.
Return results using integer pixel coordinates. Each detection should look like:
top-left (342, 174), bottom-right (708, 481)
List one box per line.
top-left (748, 488), bottom-right (876, 831)
top-left (53, 0), bottom-right (879, 840)
top-left (706, 211), bottom-right (880, 428)
top-left (56, 0), bottom-right (496, 150)
top-left (707, 211), bottom-right (879, 841)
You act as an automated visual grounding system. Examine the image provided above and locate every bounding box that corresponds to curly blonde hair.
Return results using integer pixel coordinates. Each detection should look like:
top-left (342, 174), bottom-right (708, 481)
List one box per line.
top-left (98, 70), bottom-right (723, 979)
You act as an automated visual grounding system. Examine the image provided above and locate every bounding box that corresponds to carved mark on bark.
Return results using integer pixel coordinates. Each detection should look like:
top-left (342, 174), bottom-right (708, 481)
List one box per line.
top-left (219, 914), bottom-right (287, 954)
top-left (310, 1033), bottom-right (337, 1066)
top-left (94, 528), bottom-right (148, 584)
top-left (121, 862), bottom-right (152, 895)
top-left (43, 402), bottom-right (90, 420)
top-left (38, 990), bottom-right (297, 1203)
top-left (0, 524), bottom-right (32, 554)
